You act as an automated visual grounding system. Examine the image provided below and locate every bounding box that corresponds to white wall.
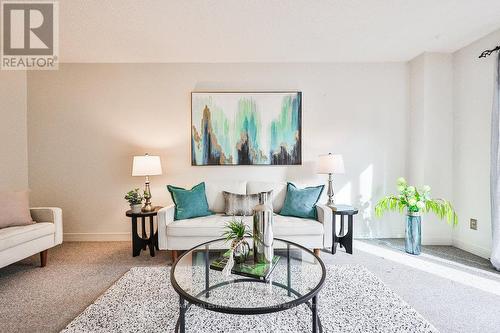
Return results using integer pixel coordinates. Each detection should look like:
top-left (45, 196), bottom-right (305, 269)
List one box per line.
top-left (404, 32), bottom-right (500, 258)
top-left (408, 55), bottom-right (426, 184)
top-left (0, 71), bottom-right (28, 191)
top-left (27, 63), bottom-right (408, 241)
top-left (408, 53), bottom-right (454, 245)
top-left (452, 29), bottom-right (500, 258)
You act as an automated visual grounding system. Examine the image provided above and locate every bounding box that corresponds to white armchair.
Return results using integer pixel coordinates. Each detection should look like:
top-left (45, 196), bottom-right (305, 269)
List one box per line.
top-left (0, 207), bottom-right (63, 268)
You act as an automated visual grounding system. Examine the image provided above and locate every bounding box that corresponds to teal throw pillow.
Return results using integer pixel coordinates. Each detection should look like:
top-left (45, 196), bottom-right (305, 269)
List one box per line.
top-left (279, 182), bottom-right (324, 219)
top-left (167, 182), bottom-right (213, 220)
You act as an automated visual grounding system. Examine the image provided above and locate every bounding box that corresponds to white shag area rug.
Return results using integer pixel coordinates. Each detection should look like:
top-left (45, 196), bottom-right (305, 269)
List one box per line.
top-left (61, 265), bottom-right (438, 333)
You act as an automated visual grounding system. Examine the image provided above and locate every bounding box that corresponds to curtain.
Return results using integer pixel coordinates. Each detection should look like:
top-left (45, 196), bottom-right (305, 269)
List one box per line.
top-left (491, 52), bottom-right (500, 270)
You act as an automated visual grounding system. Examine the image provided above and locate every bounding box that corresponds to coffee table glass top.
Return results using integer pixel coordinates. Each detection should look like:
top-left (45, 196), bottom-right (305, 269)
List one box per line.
top-left (170, 238), bottom-right (326, 314)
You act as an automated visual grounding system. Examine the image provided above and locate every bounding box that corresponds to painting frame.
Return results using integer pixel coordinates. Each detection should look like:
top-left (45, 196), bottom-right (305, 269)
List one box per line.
top-left (191, 91), bottom-right (302, 166)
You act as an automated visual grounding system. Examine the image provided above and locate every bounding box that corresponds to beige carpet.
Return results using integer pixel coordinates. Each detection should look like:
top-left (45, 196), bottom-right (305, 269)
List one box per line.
top-left (0, 242), bottom-right (169, 333)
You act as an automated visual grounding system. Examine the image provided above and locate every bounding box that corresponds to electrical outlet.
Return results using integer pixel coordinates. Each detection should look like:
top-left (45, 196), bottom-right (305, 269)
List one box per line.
top-left (470, 218), bottom-right (478, 230)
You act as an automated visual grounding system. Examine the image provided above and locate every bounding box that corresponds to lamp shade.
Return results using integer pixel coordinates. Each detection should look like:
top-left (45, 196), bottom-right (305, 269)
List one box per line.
top-left (317, 153), bottom-right (345, 174)
top-left (132, 154), bottom-right (162, 176)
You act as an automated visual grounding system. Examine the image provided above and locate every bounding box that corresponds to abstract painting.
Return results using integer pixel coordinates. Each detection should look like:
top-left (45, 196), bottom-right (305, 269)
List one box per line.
top-left (191, 92), bottom-right (302, 165)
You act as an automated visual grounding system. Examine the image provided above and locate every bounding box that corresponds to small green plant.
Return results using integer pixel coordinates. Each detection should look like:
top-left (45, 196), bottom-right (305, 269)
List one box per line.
top-left (375, 177), bottom-right (458, 225)
top-left (124, 188), bottom-right (143, 205)
top-left (222, 217), bottom-right (252, 241)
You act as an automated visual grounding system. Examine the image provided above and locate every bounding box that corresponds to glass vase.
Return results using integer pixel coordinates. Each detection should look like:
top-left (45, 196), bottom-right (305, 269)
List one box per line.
top-left (405, 213), bottom-right (421, 255)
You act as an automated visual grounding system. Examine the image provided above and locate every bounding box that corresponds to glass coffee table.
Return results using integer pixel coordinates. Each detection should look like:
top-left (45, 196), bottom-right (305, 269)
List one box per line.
top-left (170, 238), bottom-right (326, 332)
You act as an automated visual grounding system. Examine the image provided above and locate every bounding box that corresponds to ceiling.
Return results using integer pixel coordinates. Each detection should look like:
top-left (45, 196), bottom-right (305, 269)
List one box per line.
top-left (60, 0), bottom-right (500, 63)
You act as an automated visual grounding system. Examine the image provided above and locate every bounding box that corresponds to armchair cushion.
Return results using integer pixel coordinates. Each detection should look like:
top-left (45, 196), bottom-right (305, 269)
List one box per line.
top-left (0, 222), bottom-right (54, 251)
top-left (167, 182), bottom-right (213, 220)
top-left (0, 191), bottom-right (34, 229)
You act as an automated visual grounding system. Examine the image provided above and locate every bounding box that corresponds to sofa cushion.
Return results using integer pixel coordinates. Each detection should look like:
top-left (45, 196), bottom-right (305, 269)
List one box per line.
top-left (246, 181), bottom-right (287, 213)
top-left (223, 190), bottom-right (272, 216)
top-left (167, 182), bottom-right (213, 220)
top-left (0, 222), bottom-right (55, 252)
top-left (205, 181), bottom-right (247, 213)
top-left (0, 191), bottom-right (34, 229)
top-left (166, 214), bottom-right (323, 237)
top-left (280, 183), bottom-right (324, 219)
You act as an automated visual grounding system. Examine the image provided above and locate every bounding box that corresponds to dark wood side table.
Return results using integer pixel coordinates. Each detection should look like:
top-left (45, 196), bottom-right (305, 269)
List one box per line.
top-left (330, 205), bottom-right (358, 255)
top-left (125, 206), bottom-right (162, 257)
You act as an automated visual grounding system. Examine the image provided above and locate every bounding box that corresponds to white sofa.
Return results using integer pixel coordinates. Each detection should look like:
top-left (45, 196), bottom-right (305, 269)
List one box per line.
top-left (0, 207), bottom-right (63, 269)
top-left (158, 181), bottom-right (332, 257)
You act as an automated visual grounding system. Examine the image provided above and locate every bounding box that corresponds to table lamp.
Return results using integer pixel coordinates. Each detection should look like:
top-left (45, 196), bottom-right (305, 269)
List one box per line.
top-left (132, 153), bottom-right (163, 212)
top-left (317, 153), bottom-right (345, 207)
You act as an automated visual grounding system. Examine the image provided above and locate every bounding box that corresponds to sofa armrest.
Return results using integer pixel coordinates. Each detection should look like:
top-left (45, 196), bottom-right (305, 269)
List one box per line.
top-left (30, 207), bottom-right (63, 245)
top-left (316, 204), bottom-right (332, 248)
top-left (158, 204), bottom-right (175, 250)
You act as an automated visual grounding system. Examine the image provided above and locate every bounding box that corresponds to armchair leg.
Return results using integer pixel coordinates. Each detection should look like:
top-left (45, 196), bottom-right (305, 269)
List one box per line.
top-left (40, 250), bottom-right (48, 267)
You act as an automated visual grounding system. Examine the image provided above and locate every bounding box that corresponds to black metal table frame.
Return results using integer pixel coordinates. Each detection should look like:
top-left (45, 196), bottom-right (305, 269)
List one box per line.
top-left (170, 238), bottom-right (326, 333)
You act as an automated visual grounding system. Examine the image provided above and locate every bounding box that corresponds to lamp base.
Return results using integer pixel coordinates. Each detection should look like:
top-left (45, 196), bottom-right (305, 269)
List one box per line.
top-left (326, 173), bottom-right (336, 210)
top-left (142, 177), bottom-right (154, 212)
top-left (142, 203), bottom-right (154, 212)
top-left (327, 204), bottom-right (338, 211)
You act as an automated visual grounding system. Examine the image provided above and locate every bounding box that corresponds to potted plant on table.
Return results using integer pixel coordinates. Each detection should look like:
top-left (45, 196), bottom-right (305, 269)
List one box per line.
top-left (124, 188), bottom-right (144, 213)
top-left (222, 217), bottom-right (252, 264)
top-left (375, 177), bottom-right (457, 255)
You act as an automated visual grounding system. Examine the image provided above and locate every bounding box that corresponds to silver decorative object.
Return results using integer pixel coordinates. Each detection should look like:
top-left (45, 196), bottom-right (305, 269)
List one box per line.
top-left (232, 238), bottom-right (250, 264)
top-left (253, 192), bottom-right (274, 264)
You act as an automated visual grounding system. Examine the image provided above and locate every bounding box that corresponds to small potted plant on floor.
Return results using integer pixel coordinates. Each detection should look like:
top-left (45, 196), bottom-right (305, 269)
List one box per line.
top-left (375, 177), bottom-right (457, 255)
top-left (222, 217), bottom-right (252, 264)
top-left (125, 188), bottom-right (143, 213)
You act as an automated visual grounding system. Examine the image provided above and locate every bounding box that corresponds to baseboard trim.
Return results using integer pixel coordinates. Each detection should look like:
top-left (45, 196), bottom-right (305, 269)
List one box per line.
top-left (452, 239), bottom-right (491, 259)
top-left (64, 233), bottom-right (130, 242)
